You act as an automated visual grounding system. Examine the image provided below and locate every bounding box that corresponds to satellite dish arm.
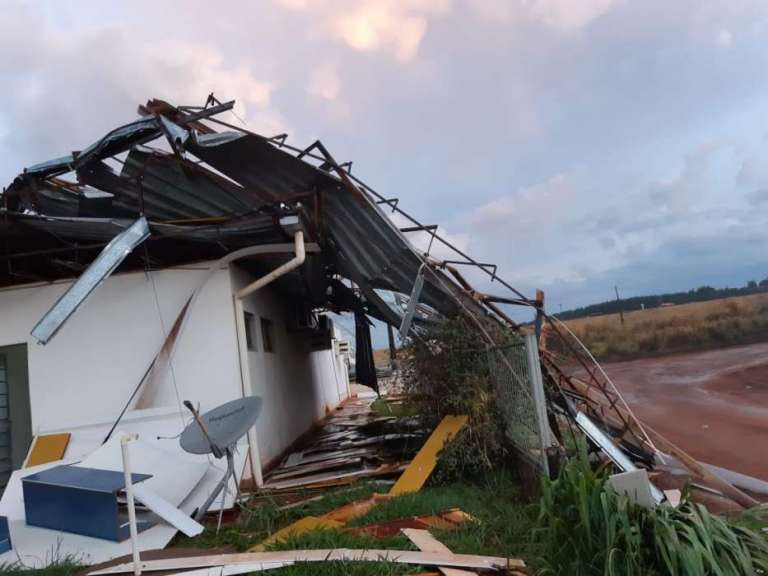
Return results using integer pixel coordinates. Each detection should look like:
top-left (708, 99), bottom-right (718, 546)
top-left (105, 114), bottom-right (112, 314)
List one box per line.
top-left (183, 400), bottom-right (224, 459)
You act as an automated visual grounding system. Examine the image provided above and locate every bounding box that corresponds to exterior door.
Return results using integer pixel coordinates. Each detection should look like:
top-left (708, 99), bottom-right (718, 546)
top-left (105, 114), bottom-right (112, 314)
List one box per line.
top-left (0, 344), bottom-right (32, 491)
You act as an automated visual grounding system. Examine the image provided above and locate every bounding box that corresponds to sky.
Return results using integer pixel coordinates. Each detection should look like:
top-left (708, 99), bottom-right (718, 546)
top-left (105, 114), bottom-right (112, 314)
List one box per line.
top-left (3, 0), bottom-right (768, 323)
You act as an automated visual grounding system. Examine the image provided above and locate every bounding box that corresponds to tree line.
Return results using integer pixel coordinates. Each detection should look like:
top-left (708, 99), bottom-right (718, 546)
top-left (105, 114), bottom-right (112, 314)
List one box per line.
top-left (557, 278), bottom-right (768, 320)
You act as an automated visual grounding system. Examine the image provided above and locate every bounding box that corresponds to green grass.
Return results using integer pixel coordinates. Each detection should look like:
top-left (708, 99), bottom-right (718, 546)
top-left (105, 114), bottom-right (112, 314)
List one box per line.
top-left (533, 446), bottom-right (768, 575)
top-left (173, 470), bottom-right (536, 576)
top-left (175, 481), bottom-right (384, 551)
top-left (370, 398), bottom-right (423, 418)
top-left (0, 558), bottom-right (84, 576)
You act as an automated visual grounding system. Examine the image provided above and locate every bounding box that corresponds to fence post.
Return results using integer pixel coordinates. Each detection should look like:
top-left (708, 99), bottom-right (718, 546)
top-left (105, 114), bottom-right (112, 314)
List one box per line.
top-left (525, 333), bottom-right (551, 477)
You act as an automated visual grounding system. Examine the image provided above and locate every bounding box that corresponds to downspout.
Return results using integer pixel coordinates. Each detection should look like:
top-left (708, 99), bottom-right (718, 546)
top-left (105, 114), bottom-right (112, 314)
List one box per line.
top-left (236, 230), bottom-right (306, 300)
top-left (233, 229), bottom-right (306, 487)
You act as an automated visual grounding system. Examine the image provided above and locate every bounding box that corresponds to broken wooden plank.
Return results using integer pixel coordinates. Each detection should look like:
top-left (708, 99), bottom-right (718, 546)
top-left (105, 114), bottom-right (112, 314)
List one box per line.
top-left (321, 492), bottom-right (391, 523)
top-left (264, 462), bottom-right (405, 491)
top-left (266, 457), bottom-right (364, 481)
top-left (249, 516), bottom-right (344, 552)
top-left (281, 447), bottom-right (372, 468)
top-left (276, 494), bottom-right (326, 512)
top-left (89, 548), bottom-right (525, 574)
top-left (390, 415), bottom-right (468, 495)
top-left (348, 508), bottom-right (472, 538)
top-left (401, 528), bottom-right (477, 576)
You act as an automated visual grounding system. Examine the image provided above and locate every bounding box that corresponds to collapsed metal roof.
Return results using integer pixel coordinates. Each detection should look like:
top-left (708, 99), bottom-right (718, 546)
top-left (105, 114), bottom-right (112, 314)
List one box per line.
top-left (0, 96), bottom-right (532, 331)
top-left (3, 96), bottom-right (750, 508)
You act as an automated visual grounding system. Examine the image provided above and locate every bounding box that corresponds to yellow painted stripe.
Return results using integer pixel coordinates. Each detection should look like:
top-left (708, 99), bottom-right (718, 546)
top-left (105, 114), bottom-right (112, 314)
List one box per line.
top-left (25, 433), bottom-right (71, 467)
top-left (390, 415), bottom-right (468, 496)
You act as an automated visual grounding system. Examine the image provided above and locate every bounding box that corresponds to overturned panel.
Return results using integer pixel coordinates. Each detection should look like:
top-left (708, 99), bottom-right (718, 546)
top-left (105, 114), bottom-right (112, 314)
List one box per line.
top-left (30, 217), bottom-right (150, 344)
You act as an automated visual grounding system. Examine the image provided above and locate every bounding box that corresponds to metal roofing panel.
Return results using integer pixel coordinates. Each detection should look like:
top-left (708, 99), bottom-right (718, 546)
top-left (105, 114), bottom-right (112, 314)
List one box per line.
top-left (185, 132), bottom-right (479, 321)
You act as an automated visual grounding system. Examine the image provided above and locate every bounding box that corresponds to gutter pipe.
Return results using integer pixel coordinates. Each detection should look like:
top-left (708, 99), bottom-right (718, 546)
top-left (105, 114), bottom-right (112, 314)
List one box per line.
top-left (232, 229), bottom-right (306, 487)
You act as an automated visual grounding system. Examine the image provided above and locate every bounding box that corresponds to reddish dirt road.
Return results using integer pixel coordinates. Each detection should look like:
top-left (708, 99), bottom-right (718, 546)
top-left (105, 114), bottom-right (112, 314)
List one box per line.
top-left (603, 342), bottom-right (768, 481)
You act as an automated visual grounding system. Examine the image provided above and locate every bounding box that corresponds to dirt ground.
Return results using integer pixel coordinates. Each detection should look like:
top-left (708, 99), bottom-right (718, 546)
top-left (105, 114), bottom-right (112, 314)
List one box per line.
top-left (603, 341), bottom-right (768, 481)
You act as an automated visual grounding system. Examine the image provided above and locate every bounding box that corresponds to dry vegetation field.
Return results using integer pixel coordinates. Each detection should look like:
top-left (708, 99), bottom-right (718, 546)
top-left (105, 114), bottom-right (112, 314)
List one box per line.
top-left (554, 293), bottom-right (768, 360)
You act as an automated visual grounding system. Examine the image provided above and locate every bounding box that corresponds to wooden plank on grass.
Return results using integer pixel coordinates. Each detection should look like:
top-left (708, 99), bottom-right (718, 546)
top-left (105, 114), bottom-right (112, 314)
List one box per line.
top-left (401, 528), bottom-right (477, 576)
top-left (321, 492), bottom-right (391, 523)
top-left (390, 415), bottom-right (468, 495)
top-left (249, 516), bottom-right (344, 552)
top-left (88, 548), bottom-right (525, 574)
top-left (403, 528), bottom-right (525, 576)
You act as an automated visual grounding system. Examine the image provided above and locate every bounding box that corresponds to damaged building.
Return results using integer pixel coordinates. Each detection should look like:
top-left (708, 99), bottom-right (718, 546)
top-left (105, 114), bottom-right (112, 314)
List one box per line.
top-left (1, 95), bottom-right (756, 571)
top-left (0, 96), bottom-right (515, 566)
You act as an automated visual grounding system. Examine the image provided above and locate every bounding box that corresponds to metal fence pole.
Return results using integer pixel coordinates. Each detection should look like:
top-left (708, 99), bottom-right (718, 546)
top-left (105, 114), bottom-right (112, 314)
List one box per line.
top-left (525, 333), bottom-right (551, 477)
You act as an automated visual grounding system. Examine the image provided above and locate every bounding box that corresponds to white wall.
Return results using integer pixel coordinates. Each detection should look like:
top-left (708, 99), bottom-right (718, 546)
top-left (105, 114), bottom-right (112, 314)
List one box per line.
top-left (0, 262), bottom-right (349, 473)
top-left (230, 267), bottom-right (349, 467)
top-left (0, 265), bottom-right (242, 433)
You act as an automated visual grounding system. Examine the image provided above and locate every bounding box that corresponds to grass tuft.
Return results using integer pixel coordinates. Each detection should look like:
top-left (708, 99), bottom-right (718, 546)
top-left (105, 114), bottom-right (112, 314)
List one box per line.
top-left (533, 444), bottom-right (768, 575)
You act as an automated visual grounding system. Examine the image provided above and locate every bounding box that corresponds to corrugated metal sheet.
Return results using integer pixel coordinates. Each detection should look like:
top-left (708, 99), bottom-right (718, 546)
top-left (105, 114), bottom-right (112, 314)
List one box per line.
top-left (188, 133), bottom-right (333, 203)
top-left (1, 101), bottom-right (487, 326)
top-left (184, 131), bottom-right (481, 320)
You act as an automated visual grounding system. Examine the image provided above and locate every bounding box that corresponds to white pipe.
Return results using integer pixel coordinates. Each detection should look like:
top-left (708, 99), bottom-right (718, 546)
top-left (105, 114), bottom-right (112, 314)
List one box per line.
top-left (120, 434), bottom-right (142, 576)
top-left (233, 296), bottom-right (264, 487)
top-left (233, 230), bottom-right (306, 487)
top-left (236, 231), bottom-right (306, 299)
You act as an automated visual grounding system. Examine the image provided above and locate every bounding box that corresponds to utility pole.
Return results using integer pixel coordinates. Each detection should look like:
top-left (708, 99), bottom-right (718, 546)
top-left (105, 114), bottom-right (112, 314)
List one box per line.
top-left (614, 285), bottom-right (625, 325)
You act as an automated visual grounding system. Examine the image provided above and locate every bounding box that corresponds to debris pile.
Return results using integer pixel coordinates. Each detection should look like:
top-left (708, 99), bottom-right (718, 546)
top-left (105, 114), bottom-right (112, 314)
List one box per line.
top-left (262, 394), bottom-right (425, 492)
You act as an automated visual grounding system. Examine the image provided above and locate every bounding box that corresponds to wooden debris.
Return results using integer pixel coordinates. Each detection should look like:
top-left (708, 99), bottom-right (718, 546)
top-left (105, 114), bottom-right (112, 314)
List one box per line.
top-left (402, 528), bottom-right (477, 576)
top-left (321, 492), bottom-right (392, 523)
top-left (264, 462), bottom-right (406, 491)
top-left (276, 494), bottom-right (326, 512)
top-left (89, 548), bottom-right (525, 575)
top-left (390, 415), bottom-right (468, 496)
top-left (349, 508), bottom-right (473, 538)
top-left (261, 394), bottom-right (424, 493)
top-left (249, 516), bottom-right (345, 552)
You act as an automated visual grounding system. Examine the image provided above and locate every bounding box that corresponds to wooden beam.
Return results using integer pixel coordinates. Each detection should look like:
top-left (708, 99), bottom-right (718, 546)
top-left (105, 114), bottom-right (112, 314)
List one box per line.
top-left (89, 548), bottom-right (525, 575)
top-left (390, 415), bottom-right (468, 496)
top-left (401, 528), bottom-right (478, 576)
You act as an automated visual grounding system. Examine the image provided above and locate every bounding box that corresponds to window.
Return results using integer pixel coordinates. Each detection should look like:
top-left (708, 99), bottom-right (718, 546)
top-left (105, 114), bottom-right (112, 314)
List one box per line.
top-left (260, 317), bottom-right (275, 353)
top-left (243, 312), bottom-right (257, 351)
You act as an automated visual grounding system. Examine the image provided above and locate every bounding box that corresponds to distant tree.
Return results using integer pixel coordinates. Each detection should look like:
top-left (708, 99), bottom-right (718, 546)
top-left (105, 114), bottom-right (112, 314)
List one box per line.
top-left (747, 280), bottom-right (758, 289)
top-left (760, 277), bottom-right (768, 287)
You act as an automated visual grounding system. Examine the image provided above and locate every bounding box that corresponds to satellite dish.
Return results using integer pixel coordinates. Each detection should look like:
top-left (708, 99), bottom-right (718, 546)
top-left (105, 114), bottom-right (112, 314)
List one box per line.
top-left (180, 396), bottom-right (262, 521)
top-left (180, 396), bottom-right (262, 455)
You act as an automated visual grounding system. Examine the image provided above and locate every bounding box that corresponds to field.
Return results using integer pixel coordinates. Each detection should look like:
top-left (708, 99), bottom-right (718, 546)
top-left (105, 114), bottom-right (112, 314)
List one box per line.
top-left (555, 293), bottom-right (768, 361)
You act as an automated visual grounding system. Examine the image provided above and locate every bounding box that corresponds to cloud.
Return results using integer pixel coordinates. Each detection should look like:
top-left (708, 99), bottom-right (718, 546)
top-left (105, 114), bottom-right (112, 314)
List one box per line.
top-left (279, 0), bottom-right (451, 61)
top-left (308, 62), bottom-right (341, 100)
top-left (389, 212), bottom-right (470, 261)
top-left (0, 3), bottom-right (287, 176)
top-left (528, 0), bottom-right (618, 32)
top-left (715, 28), bottom-right (733, 48)
top-left (748, 188), bottom-right (768, 205)
top-left (467, 0), bottom-right (619, 32)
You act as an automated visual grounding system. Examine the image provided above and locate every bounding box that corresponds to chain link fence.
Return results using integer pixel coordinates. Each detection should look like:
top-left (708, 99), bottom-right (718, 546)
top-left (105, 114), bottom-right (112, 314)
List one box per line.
top-left (483, 334), bottom-right (551, 475)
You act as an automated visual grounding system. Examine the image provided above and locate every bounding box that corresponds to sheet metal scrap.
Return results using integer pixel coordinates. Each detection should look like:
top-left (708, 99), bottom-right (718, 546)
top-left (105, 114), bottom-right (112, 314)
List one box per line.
top-left (262, 395), bottom-right (426, 492)
top-left (31, 217), bottom-right (150, 344)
